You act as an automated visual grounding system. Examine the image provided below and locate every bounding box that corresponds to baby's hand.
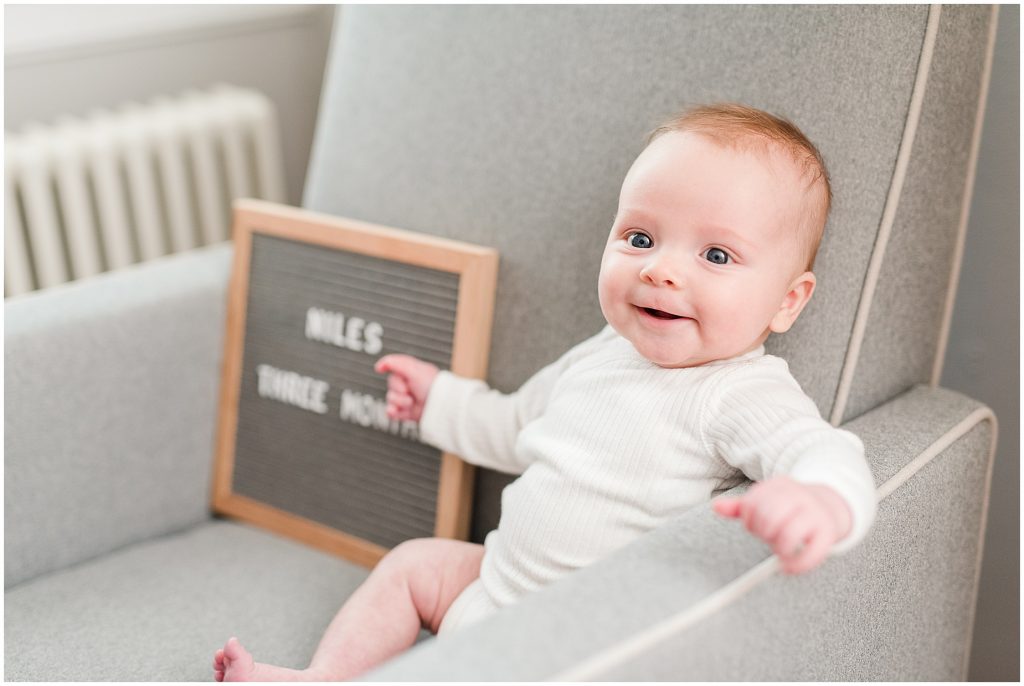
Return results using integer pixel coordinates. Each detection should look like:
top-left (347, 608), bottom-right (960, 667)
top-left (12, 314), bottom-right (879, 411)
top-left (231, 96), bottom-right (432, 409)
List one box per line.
top-left (712, 476), bottom-right (852, 575)
top-left (374, 354), bottom-right (439, 422)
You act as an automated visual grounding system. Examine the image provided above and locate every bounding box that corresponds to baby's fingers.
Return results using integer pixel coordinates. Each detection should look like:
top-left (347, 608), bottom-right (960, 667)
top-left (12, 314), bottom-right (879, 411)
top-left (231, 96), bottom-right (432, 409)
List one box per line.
top-left (386, 390), bottom-right (416, 419)
top-left (752, 500), bottom-right (802, 543)
top-left (773, 515), bottom-right (815, 568)
top-left (712, 496), bottom-right (743, 518)
top-left (387, 372), bottom-right (411, 396)
top-left (387, 389), bottom-right (413, 409)
top-left (375, 354), bottom-right (417, 376)
top-left (780, 530), bottom-right (831, 575)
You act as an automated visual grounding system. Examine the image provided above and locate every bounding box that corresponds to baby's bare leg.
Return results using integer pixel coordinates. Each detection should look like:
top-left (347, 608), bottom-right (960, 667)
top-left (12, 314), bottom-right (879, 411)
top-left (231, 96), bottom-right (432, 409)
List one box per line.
top-left (214, 537), bottom-right (484, 682)
top-left (308, 537), bottom-right (484, 678)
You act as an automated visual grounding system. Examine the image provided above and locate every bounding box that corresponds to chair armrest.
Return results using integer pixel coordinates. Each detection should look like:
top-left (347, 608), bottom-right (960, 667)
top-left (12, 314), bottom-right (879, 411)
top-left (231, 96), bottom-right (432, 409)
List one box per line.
top-left (4, 244), bottom-right (233, 588)
top-left (362, 385), bottom-right (996, 681)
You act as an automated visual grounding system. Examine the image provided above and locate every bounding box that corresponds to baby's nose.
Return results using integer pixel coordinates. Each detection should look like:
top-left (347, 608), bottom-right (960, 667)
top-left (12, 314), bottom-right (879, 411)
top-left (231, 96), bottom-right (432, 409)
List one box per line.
top-left (640, 258), bottom-right (683, 287)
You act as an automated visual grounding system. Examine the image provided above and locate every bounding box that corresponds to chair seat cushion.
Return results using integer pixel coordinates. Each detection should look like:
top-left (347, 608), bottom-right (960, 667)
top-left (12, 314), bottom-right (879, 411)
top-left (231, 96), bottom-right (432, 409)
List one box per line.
top-left (5, 520), bottom-right (370, 681)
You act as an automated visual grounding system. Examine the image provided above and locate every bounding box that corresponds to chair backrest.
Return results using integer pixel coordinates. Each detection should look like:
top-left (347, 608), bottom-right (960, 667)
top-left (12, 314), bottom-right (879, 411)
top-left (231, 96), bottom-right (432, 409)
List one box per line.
top-left (304, 5), bottom-right (996, 531)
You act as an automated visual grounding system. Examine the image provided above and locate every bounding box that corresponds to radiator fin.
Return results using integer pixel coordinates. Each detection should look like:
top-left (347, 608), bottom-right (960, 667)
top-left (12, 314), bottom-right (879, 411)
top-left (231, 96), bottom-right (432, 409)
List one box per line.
top-left (5, 84), bottom-right (287, 296)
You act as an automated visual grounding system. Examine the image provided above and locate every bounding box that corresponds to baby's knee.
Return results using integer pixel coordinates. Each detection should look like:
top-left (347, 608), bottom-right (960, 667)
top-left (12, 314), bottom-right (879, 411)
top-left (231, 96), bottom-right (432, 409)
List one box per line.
top-left (376, 537), bottom-right (483, 579)
top-left (376, 537), bottom-right (443, 576)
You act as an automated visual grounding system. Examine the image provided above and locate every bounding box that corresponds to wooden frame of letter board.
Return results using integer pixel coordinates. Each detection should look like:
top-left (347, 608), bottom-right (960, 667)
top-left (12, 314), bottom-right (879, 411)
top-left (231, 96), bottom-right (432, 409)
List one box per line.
top-left (212, 199), bottom-right (498, 568)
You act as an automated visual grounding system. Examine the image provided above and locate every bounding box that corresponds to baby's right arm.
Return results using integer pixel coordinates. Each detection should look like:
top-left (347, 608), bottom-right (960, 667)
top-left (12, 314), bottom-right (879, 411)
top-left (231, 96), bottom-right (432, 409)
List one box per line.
top-left (374, 326), bottom-right (617, 474)
top-left (374, 353), bottom-right (548, 474)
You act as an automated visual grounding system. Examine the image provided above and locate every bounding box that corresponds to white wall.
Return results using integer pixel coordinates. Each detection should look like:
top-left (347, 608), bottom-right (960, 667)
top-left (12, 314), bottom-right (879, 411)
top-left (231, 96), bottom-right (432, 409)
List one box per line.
top-left (4, 4), bottom-right (335, 206)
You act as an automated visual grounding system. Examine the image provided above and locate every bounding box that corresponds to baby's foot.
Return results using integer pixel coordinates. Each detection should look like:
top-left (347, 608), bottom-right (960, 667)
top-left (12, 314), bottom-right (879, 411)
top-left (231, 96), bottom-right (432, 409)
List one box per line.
top-left (214, 637), bottom-right (321, 682)
top-left (214, 637), bottom-right (255, 682)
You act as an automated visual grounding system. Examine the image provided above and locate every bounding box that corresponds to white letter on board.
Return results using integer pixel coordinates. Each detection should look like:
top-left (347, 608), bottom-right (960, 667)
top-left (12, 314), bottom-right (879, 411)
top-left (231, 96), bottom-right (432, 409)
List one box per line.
top-left (338, 388), bottom-right (419, 439)
top-left (340, 389), bottom-right (368, 426)
top-left (363, 321), bottom-right (384, 356)
top-left (346, 317), bottom-right (366, 352)
top-left (255, 363), bottom-right (329, 414)
top-left (305, 307), bottom-right (321, 340)
top-left (256, 364), bottom-right (274, 397)
top-left (309, 378), bottom-right (329, 414)
top-left (306, 307), bottom-right (384, 356)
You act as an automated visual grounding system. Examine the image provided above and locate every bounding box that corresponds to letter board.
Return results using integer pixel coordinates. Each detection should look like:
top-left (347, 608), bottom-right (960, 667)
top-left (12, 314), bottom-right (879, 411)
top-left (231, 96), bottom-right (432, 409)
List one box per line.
top-left (213, 200), bottom-right (498, 567)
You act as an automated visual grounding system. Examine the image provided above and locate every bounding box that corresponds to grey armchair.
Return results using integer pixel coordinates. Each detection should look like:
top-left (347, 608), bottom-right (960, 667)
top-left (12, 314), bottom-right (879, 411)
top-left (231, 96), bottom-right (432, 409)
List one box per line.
top-left (6, 5), bottom-right (997, 680)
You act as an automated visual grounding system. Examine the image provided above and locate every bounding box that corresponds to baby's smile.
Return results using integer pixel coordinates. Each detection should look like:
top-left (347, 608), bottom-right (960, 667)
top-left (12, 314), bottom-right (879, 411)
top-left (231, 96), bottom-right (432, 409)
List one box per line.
top-left (637, 305), bottom-right (690, 322)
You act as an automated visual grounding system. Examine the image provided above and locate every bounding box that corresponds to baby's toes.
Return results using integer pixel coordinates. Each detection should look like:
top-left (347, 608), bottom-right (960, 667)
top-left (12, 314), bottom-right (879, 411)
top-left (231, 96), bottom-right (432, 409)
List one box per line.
top-left (224, 637), bottom-right (244, 661)
top-left (222, 637), bottom-right (256, 678)
top-left (214, 648), bottom-right (226, 681)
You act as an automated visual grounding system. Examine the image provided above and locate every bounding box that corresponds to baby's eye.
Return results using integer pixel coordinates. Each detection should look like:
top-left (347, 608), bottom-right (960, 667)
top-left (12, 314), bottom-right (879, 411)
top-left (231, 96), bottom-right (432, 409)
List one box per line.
top-left (627, 232), bottom-right (653, 249)
top-left (704, 248), bottom-right (730, 265)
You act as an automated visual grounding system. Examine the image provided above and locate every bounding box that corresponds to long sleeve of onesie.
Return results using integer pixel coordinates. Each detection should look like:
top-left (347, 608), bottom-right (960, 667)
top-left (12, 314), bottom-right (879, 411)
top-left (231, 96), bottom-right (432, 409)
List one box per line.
top-left (702, 357), bottom-right (878, 554)
top-left (419, 327), bottom-right (617, 475)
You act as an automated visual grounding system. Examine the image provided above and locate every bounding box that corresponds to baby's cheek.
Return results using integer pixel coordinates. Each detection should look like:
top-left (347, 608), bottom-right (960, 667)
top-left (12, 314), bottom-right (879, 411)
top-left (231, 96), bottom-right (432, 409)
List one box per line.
top-left (719, 291), bottom-right (774, 339)
top-left (704, 308), bottom-right (744, 343)
top-left (597, 267), bottom-right (630, 321)
top-left (596, 267), bottom-right (617, 310)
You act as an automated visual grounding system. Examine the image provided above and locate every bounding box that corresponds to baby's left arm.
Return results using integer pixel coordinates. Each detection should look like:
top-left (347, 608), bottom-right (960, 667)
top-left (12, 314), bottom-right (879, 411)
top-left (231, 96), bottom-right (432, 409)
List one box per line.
top-left (705, 360), bottom-right (877, 575)
top-left (713, 477), bottom-right (852, 575)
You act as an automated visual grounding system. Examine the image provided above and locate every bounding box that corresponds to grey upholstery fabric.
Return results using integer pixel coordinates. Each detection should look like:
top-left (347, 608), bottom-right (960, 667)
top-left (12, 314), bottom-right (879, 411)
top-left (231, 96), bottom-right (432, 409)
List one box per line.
top-left (304, 5), bottom-right (996, 533)
top-left (842, 5), bottom-right (994, 421)
top-left (5, 521), bottom-right (370, 681)
top-left (362, 386), bottom-right (993, 681)
top-left (4, 244), bottom-right (232, 588)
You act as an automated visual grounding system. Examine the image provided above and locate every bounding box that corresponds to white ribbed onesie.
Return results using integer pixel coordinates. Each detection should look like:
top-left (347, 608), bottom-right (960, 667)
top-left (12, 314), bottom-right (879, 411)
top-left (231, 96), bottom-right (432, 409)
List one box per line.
top-left (423, 326), bottom-right (877, 635)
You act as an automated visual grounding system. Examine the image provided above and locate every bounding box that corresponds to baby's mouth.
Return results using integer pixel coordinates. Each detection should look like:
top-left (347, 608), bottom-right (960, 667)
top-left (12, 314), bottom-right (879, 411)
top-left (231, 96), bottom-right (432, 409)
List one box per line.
top-left (638, 306), bottom-right (688, 321)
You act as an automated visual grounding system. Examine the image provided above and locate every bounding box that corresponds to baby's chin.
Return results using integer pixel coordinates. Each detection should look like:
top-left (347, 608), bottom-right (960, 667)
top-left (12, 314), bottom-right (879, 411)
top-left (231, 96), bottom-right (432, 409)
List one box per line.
top-left (647, 353), bottom-right (710, 369)
top-left (630, 338), bottom-right (710, 369)
top-left (628, 332), bottom-right (763, 369)
top-left (646, 339), bottom-right (771, 368)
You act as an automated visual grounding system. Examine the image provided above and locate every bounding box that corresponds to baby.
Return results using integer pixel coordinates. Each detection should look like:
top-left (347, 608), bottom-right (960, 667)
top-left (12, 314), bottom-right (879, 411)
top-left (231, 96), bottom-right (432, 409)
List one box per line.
top-left (214, 103), bottom-right (877, 682)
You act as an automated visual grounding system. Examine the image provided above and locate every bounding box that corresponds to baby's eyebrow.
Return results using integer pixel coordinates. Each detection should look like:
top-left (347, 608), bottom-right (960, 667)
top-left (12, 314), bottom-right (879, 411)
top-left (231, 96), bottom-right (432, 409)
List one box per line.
top-left (702, 224), bottom-right (756, 251)
top-left (616, 207), bottom-right (659, 226)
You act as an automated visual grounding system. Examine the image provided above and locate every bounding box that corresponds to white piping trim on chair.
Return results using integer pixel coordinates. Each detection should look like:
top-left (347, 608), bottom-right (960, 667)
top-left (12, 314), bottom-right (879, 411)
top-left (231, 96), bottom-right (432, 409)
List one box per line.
top-left (828, 4), bottom-right (942, 427)
top-left (875, 407), bottom-right (995, 500)
top-left (551, 405), bottom-right (997, 681)
top-left (931, 5), bottom-right (1000, 388)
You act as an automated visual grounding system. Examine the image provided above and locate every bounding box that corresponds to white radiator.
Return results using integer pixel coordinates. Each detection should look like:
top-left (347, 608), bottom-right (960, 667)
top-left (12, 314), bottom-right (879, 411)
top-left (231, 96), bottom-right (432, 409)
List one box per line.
top-left (5, 84), bottom-right (286, 296)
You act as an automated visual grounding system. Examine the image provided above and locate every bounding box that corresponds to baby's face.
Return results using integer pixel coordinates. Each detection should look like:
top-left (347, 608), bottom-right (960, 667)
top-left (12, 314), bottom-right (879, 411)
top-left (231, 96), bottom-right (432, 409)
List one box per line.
top-left (598, 131), bottom-right (816, 368)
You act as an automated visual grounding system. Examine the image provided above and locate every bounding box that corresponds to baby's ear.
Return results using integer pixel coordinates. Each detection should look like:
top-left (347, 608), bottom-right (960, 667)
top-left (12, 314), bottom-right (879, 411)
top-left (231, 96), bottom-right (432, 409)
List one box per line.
top-left (769, 271), bottom-right (816, 334)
